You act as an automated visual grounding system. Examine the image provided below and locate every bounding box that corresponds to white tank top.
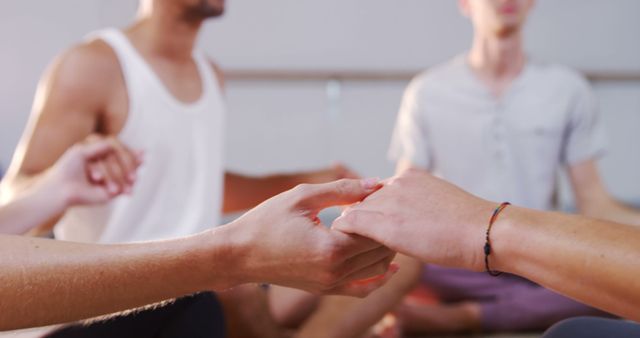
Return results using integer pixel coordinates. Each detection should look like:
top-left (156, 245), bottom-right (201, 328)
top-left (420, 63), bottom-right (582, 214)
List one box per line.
top-left (55, 28), bottom-right (226, 244)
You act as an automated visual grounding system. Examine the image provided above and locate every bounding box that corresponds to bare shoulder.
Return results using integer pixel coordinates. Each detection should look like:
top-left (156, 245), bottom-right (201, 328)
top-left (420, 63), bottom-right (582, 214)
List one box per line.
top-left (46, 39), bottom-right (122, 102)
top-left (208, 59), bottom-right (226, 91)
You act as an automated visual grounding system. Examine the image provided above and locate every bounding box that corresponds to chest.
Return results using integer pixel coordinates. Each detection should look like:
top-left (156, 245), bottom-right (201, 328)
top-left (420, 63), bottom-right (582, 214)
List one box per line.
top-left (99, 59), bottom-right (207, 136)
top-left (423, 87), bottom-right (573, 141)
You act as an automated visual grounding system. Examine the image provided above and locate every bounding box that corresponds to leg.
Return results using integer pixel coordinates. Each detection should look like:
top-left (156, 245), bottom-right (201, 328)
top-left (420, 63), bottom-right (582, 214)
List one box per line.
top-left (218, 284), bottom-right (286, 338)
top-left (43, 292), bottom-right (225, 338)
top-left (543, 317), bottom-right (640, 338)
top-left (480, 282), bottom-right (612, 332)
top-left (400, 301), bottom-right (482, 335)
top-left (268, 286), bottom-right (319, 329)
top-left (400, 265), bottom-right (503, 335)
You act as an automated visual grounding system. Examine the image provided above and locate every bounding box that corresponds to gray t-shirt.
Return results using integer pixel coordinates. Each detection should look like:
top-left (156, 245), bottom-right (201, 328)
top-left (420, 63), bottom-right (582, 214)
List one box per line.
top-left (389, 55), bottom-right (606, 211)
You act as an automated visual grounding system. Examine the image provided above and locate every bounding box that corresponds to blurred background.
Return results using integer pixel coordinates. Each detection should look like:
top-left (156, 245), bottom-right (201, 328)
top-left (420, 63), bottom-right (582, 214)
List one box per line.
top-left (0, 0), bottom-right (638, 208)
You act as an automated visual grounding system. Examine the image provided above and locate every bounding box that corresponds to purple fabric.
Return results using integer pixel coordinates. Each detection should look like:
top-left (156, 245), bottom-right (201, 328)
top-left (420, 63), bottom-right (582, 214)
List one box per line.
top-left (422, 265), bottom-right (612, 331)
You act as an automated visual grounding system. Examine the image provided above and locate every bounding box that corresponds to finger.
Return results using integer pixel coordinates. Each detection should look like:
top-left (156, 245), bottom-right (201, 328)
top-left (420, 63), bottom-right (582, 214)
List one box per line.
top-left (325, 263), bottom-right (399, 298)
top-left (79, 140), bottom-right (115, 160)
top-left (295, 178), bottom-right (383, 211)
top-left (336, 246), bottom-right (396, 282)
top-left (341, 254), bottom-right (395, 284)
top-left (108, 139), bottom-right (140, 183)
top-left (95, 159), bottom-right (121, 195)
top-left (104, 154), bottom-right (130, 193)
top-left (86, 162), bottom-right (105, 184)
top-left (328, 228), bottom-right (387, 259)
top-left (333, 209), bottom-right (392, 247)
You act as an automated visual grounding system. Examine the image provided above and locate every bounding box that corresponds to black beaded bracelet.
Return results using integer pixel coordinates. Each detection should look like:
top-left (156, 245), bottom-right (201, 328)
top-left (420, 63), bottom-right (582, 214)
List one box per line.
top-left (484, 202), bottom-right (511, 277)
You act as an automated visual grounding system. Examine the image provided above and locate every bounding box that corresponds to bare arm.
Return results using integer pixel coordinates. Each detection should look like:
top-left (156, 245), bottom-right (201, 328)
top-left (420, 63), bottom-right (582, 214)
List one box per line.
top-left (492, 205), bottom-right (640, 320)
top-left (569, 159), bottom-right (640, 225)
top-left (0, 179), bottom-right (395, 331)
top-left (335, 169), bottom-right (640, 321)
top-left (0, 41), bottom-right (117, 232)
top-left (0, 231), bottom-right (228, 331)
top-left (0, 140), bottom-right (139, 235)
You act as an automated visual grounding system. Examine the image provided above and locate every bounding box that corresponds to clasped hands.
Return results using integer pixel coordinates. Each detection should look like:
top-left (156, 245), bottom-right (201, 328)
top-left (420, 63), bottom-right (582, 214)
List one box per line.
top-left (52, 134), bottom-right (484, 299)
top-left (225, 169), bottom-right (492, 298)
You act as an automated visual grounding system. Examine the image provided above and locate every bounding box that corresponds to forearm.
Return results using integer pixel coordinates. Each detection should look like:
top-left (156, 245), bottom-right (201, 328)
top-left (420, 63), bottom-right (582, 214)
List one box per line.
top-left (223, 172), bottom-right (307, 213)
top-left (298, 255), bottom-right (420, 338)
top-left (0, 175), bottom-right (67, 235)
top-left (0, 171), bottom-right (66, 235)
top-left (0, 228), bottom-right (234, 331)
top-left (580, 198), bottom-right (640, 226)
top-left (492, 206), bottom-right (640, 320)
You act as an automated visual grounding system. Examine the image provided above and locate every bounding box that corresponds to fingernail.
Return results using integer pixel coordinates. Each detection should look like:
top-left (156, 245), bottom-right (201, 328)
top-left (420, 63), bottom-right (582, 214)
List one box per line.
top-left (361, 178), bottom-right (380, 190)
top-left (389, 263), bottom-right (400, 273)
top-left (128, 172), bottom-right (136, 182)
top-left (108, 183), bottom-right (118, 194)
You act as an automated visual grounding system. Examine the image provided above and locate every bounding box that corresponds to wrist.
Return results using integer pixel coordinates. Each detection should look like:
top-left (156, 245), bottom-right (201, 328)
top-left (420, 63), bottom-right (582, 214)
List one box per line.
top-left (462, 200), bottom-right (498, 272)
top-left (195, 221), bottom-right (252, 290)
top-left (484, 206), bottom-right (522, 275)
top-left (34, 170), bottom-right (71, 211)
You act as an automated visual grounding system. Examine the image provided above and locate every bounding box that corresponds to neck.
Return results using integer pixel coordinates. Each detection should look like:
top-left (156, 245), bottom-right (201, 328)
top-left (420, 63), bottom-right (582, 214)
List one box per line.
top-left (130, 2), bottom-right (203, 61)
top-left (468, 30), bottom-right (526, 79)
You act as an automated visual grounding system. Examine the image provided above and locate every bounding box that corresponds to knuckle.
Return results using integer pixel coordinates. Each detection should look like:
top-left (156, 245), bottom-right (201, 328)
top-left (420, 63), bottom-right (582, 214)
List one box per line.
top-left (320, 239), bottom-right (344, 267)
top-left (289, 184), bottom-right (311, 205)
top-left (292, 183), bottom-right (311, 197)
top-left (336, 179), bottom-right (351, 193)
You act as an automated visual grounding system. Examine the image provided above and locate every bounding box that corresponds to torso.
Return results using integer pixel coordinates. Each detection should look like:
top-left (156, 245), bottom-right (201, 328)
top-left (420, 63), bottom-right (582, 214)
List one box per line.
top-left (398, 55), bottom-right (600, 211)
top-left (94, 32), bottom-right (211, 136)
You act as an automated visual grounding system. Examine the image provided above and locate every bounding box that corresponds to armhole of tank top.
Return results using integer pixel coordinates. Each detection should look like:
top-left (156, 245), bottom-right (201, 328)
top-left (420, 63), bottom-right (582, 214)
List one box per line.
top-left (94, 31), bottom-right (138, 140)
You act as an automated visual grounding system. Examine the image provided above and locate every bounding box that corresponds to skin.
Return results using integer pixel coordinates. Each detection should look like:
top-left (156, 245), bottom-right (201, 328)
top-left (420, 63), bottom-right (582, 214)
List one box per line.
top-left (0, 177), bottom-right (397, 331)
top-left (335, 169), bottom-right (640, 321)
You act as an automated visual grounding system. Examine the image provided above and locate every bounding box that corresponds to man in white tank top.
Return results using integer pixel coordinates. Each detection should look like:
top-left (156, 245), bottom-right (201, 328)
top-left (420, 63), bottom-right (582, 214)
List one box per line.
top-left (2, 0), bottom-right (357, 337)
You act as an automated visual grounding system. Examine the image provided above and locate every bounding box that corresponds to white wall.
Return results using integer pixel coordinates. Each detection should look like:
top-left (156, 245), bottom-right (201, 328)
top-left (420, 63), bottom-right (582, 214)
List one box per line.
top-left (0, 0), bottom-right (639, 204)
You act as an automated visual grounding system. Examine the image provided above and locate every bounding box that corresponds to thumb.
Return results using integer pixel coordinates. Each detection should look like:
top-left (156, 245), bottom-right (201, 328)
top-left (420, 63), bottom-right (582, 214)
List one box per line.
top-left (295, 178), bottom-right (382, 211)
top-left (333, 209), bottom-right (390, 245)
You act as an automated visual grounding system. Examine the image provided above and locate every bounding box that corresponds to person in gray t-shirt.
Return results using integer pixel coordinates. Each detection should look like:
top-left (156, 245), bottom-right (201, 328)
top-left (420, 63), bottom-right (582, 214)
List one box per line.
top-left (296, 0), bottom-right (639, 336)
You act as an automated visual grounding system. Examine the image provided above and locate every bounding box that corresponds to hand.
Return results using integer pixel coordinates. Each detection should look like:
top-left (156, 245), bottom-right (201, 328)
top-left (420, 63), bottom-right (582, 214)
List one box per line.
top-left (83, 135), bottom-right (142, 196)
top-left (305, 163), bottom-right (361, 184)
top-left (333, 169), bottom-right (495, 272)
top-left (225, 178), bottom-right (398, 297)
top-left (46, 136), bottom-right (142, 207)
